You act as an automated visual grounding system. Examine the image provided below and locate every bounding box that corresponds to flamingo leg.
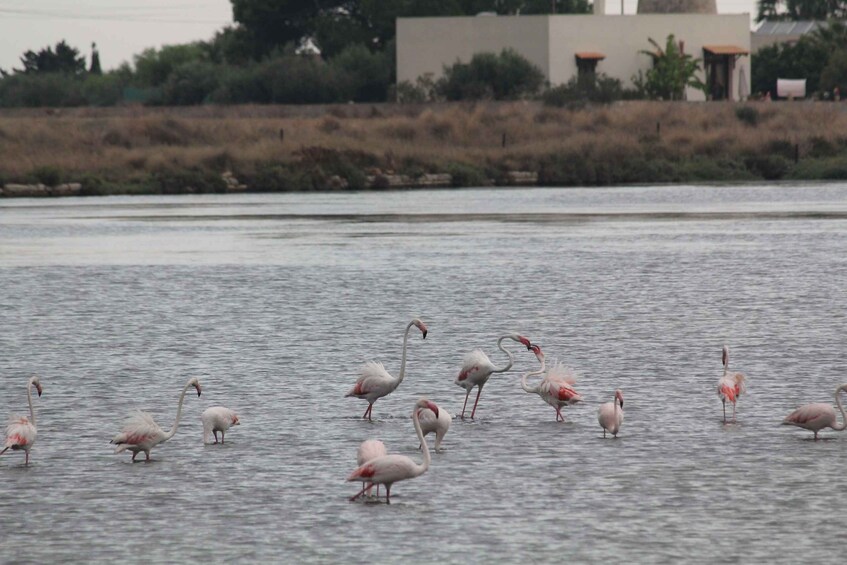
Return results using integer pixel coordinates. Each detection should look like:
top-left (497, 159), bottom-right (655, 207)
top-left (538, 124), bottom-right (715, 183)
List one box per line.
top-left (722, 399), bottom-right (726, 423)
top-left (603, 428), bottom-right (606, 438)
top-left (732, 403), bottom-right (736, 422)
top-left (145, 451), bottom-right (151, 462)
top-left (460, 389), bottom-right (471, 419)
top-left (386, 484), bottom-right (392, 504)
top-left (363, 403), bottom-right (373, 421)
top-left (470, 386), bottom-right (484, 419)
top-left (221, 430), bottom-right (225, 444)
top-left (350, 484), bottom-right (369, 501)
top-left (131, 451), bottom-right (138, 462)
top-left (25, 451), bottom-right (29, 465)
top-left (556, 408), bottom-right (563, 422)
top-left (213, 430), bottom-right (219, 444)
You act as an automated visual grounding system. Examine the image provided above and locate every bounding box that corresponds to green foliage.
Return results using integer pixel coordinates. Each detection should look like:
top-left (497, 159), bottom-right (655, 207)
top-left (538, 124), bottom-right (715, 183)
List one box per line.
top-left (744, 154), bottom-right (791, 180)
top-left (153, 168), bottom-right (228, 194)
top-left (445, 162), bottom-right (487, 187)
top-left (542, 74), bottom-right (629, 107)
top-left (0, 73), bottom-right (86, 107)
top-left (819, 49), bottom-right (847, 94)
top-left (330, 44), bottom-right (393, 102)
top-left (788, 156), bottom-right (847, 179)
top-left (756, 0), bottom-right (847, 22)
top-left (29, 166), bottom-right (63, 186)
top-left (751, 38), bottom-right (829, 97)
top-left (735, 106), bottom-right (760, 127)
top-left (17, 40), bottom-right (86, 75)
top-left (89, 43), bottom-right (102, 75)
top-left (161, 62), bottom-right (221, 105)
top-left (437, 49), bottom-right (545, 101)
top-left (83, 70), bottom-right (131, 106)
top-left (133, 43), bottom-right (209, 87)
top-left (635, 35), bottom-right (706, 101)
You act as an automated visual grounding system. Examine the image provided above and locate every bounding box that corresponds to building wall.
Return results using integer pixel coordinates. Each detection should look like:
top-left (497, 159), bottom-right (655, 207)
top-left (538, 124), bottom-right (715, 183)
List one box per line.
top-left (396, 14), bottom-right (751, 102)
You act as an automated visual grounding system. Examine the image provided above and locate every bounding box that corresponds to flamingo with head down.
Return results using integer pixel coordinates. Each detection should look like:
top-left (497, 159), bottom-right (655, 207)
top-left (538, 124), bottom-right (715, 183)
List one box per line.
top-left (201, 406), bottom-right (240, 444)
top-left (718, 345), bottom-right (747, 423)
top-left (417, 399), bottom-right (451, 452)
top-left (521, 345), bottom-right (583, 421)
top-left (356, 439), bottom-right (387, 497)
top-left (348, 398), bottom-right (437, 504)
top-left (598, 390), bottom-right (624, 438)
top-left (346, 318), bottom-right (427, 421)
top-left (111, 377), bottom-right (202, 461)
top-left (1, 376), bottom-right (43, 466)
top-left (782, 384), bottom-right (847, 440)
top-left (455, 334), bottom-right (532, 419)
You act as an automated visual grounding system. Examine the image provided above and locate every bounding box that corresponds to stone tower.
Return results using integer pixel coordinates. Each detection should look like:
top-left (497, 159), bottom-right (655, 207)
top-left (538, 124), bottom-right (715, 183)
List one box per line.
top-left (637, 0), bottom-right (717, 13)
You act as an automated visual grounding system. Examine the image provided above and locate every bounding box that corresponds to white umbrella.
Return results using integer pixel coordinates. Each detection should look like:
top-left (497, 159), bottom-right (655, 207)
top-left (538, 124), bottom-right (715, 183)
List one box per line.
top-left (738, 65), bottom-right (749, 101)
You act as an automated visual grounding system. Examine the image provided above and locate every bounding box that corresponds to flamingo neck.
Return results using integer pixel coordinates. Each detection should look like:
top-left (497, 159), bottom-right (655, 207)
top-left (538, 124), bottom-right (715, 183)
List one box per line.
top-left (165, 381), bottom-right (192, 439)
top-left (492, 336), bottom-right (516, 374)
top-left (833, 385), bottom-right (847, 431)
top-left (521, 358), bottom-right (546, 393)
top-left (393, 321), bottom-right (415, 390)
top-left (412, 408), bottom-right (430, 477)
top-left (27, 380), bottom-right (36, 426)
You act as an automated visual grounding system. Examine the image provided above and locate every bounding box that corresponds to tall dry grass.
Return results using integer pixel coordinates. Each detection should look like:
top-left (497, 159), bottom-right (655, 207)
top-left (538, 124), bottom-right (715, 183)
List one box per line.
top-left (2, 101), bottom-right (847, 182)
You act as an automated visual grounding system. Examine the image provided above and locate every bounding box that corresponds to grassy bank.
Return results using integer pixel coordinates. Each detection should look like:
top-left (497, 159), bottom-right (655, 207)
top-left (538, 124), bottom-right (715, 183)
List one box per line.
top-left (2, 101), bottom-right (847, 196)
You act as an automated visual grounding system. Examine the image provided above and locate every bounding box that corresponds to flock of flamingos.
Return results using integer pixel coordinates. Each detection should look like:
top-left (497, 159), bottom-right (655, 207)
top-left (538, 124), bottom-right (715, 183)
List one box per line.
top-left (3, 317), bottom-right (847, 504)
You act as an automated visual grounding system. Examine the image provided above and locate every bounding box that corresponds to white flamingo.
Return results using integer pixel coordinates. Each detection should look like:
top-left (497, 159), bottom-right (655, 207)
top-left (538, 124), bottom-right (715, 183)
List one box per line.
top-left (348, 398), bottom-right (437, 503)
top-left (1, 376), bottom-right (43, 466)
top-left (718, 345), bottom-right (747, 423)
top-left (356, 439), bottom-right (387, 496)
top-left (455, 334), bottom-right (532, 419)
top-left (521, 345), bottom-right (583, 421)
top-left (346, 318), bottom-right (427, 421)
top-left (111, 377), bottom-right (202, 461)
top-left (417, 400), bottom-right (451, 452)
top-left (202, 406), bottom-right (240, 444)
top-left (782, 383), bottom-right (847, 440)
top-left (598, 390), bottom-right (624, 438)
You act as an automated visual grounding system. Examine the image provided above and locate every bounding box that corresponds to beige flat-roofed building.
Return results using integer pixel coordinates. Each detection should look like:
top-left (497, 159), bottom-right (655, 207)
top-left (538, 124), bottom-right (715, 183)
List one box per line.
top-left (397, 14), bottom-right (751, 101)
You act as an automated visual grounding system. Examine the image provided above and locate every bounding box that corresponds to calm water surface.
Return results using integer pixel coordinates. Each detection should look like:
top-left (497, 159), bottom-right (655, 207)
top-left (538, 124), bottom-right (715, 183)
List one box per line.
top-left (1, 185), bottom-right (846, 563)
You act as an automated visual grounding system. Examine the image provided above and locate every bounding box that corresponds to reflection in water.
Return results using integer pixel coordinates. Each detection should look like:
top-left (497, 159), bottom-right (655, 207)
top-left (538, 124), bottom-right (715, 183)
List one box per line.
top-left (1, 185), bottom-right (846, 562)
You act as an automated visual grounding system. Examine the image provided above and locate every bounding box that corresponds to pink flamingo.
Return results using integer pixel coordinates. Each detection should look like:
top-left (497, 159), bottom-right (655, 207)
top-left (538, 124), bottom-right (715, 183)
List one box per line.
top-left (417, 399), bottom-right (451, 452)
top-left (201, 406), bottom-right (240, 444)
top-left (356, 439), bottom-right (387, 497)
top-left (718, 345), bottom-right (747, 423)
top-left (1, 376), bottom-right (43, 466)
top-left (521, 345), bottom-right (583, 421)
top-left (782, 383), bottom-right (847, 440)
top-left (111, 377), bottom-right (202, 461)
top-left (455, 334), bottom-right (532, 419)
top-left (598, 390), bottom-right (624, 438)
top-left (346, 318), bottom-right (427, 421)
top-left (348, 398), bottom-right (437, 504)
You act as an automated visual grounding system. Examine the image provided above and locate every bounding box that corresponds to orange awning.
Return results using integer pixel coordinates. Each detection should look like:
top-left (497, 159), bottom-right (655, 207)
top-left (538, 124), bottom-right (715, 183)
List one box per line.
top-left (703, 45), bottom-right (749, 56)
top-left (575, 52), bottom-right (606, 60)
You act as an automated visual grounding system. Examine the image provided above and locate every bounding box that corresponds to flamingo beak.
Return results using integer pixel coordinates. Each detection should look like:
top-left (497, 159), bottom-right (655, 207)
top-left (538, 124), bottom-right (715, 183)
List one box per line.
top-left (36, 385), bottom-right (43, 397)
top-left (620, 399), bottom-right (624, 408)
top-left (519, 336), bottom-right (532, 350)
top-left (196, 386), bottom-right (202, 397)
top-left (422, 330), bottom-right (427, 339)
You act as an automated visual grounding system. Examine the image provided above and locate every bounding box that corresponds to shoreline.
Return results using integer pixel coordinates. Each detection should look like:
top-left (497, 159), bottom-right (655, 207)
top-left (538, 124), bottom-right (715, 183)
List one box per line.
top-left (3, 101), bottom-right (847, 197)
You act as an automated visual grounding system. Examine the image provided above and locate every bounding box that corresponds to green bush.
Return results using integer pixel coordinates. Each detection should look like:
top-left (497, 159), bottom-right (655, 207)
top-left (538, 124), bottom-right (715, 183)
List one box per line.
top-left (445, 162), bottom-right (488, 187)
top-left (788, 157), bottom-right (847, 180)
top-left (330, 44), bottom-right (392, 102)
top-left (437, 49), bottom-right (545, 101)
top-left (153, 168), bottom-right (227, 194)
top-left (161, 62), bottom-right (221, 105)
top-left (29, 166), bottom-right (63, 186)
top-left (744, 155), bottom-right (791, 180)
top-left (0, 73), bottom-right (86, 107)
top-left (543, 74), bottom-right (627, 107)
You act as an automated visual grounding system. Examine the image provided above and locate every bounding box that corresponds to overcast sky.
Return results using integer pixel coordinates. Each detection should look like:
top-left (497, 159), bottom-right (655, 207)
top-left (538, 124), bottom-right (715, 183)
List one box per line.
top-left (0, 0), bottom-right (759, 72)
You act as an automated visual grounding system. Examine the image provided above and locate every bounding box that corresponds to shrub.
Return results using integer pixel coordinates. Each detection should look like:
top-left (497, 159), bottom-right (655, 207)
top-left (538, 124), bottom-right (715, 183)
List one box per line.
top-left (330, 44), bottom-right (392, 102)
top-left (153, 168), bottom-right (227, 194)
top-left (744, 155), bottom-right (791, 180)
top-left (29, 166), bottom-right (63, 186)
top-left (437, 49), bottom-right (545, 101)
top-left (161, 61), bottom-right (220, 105)
top-left (445, 162), bottom-right (487, 187)
top-left (735, 106), bottom-right (759, 127)
top-left (543, 74), bottom-right (626, 107)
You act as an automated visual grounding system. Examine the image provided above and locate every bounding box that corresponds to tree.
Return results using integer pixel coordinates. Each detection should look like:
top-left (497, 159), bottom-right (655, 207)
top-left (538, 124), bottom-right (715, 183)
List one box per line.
top-left (436, 48), bottom-right (545, 100)
top-left (16, 41), bottom-right (86, 75)
top-left (756, 0), bottom-right (847, 22)
top-left (635, 35), bottom-right (706, 100)
top-left (820, 48), bottom-right (847, 93)
top-left (133, 43), bottom-right (209, 87)
top-left (89, 43), bottom-right (102, 75)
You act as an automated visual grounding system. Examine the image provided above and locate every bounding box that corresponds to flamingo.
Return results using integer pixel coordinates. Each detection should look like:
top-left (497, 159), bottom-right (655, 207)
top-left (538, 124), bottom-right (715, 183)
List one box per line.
top-left (111, 377), bottom-right (202, 461)
top-left (1, 376), bottom-right (43, 466)
top-left (348, 398), bottom-right (437, 504)
top-left (782, 383), bottom-right (847, 440)
top-left (356, 439), bottom-right (387, 497)
top-left (455, 334), bottom-right (532, 419)
top-left (417, 400), bottom-right (451, 452)
top-left (521, 345), bottom-right (583, 421)
top-left (598, 390), bottom-right (624, 438)
top-left (201, 406), bottom-right (240, 444)
top-left (345, 318), bottom-right (427, 421)
top-left (718, 345), bottom-right (747, 423)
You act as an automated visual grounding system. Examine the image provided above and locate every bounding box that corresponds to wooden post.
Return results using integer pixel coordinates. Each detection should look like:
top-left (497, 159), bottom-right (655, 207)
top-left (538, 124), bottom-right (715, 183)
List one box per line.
top-left (279, 128), bottom-right (285, 142)
top-left (656, 122), bottom-right (661, 137)
top-left (795, 143), bottom-right (799, 163)
top-left (502, 132), bottom-right (507, 148)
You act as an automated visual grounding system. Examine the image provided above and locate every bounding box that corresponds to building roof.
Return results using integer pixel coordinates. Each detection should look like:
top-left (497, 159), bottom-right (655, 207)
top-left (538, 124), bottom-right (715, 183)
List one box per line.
top-left (703, 45), bottom-right (749, 55)
top-left (754, 20), bottom-right (823, 36)
top-left (575, 52), bottom-right (606, 60)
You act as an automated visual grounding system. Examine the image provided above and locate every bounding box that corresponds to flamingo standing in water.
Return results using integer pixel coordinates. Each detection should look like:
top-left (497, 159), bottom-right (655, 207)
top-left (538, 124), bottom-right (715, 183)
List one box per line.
top-left (201, 406), bottom-right (240, 444)
top-left (718, 345), bottom-right (747, 423)
top-left (1, 376), bottom-right (43, 466)
top-left (346, 318), bottom-right (427, 421)
top-left (111, 377), bottom-right (202, 461)
top-left (455, 334), bottom-right (532, 419)
top-left (598, 390), bottom-right (624, 438)
top-left (417, 399), bottom-right (451, 452)
top-left (356, 439), bottom-right (387, 497)
top-left (782, 383), bottom-right (847, 440)
top-left (521, 345), bottom-right (583, 421)
top-left (348, 398), bottom-right (438, 503)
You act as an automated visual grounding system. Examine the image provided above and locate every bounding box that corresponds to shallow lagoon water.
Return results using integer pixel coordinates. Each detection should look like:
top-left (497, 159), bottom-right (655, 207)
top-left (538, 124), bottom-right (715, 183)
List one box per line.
top-left (1, 184), bottom-right (846, 563)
